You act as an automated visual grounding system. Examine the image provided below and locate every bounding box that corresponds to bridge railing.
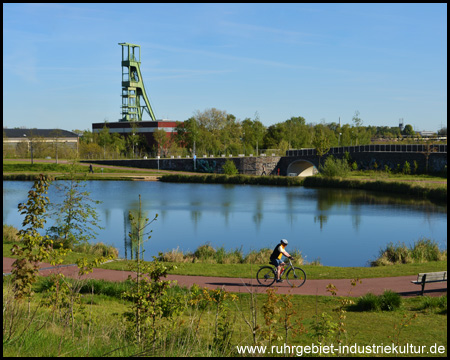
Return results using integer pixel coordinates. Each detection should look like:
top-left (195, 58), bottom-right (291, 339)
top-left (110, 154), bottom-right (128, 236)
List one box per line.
top-left (286, 144), bottom-right (447, 157)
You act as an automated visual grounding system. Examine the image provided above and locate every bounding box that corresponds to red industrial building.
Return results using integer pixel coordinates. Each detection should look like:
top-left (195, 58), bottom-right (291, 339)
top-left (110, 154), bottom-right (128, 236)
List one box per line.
top-left (92, 119), bottom-right (179, 149)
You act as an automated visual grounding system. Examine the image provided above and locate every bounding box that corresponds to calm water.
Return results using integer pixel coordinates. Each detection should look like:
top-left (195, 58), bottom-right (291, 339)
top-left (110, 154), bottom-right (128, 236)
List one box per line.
top-left (3, 180), bottom-right (447, 267)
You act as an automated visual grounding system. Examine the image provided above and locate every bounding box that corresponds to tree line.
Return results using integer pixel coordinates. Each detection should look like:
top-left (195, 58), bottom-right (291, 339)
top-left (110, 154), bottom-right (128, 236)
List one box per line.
top-left (78, 109), bottom-right (440, 159)
top-left (4, 109), bottom-right (444, 160)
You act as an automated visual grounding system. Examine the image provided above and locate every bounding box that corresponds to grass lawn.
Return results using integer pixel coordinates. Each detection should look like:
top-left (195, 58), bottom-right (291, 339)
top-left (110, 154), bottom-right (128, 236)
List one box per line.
top-left (3, 274), bottom-right (447, 357)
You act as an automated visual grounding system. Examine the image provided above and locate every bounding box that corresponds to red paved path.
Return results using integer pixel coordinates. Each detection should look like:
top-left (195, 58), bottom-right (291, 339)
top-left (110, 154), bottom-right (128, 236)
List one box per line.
top-left (3, 257), bottom-right (446, 297)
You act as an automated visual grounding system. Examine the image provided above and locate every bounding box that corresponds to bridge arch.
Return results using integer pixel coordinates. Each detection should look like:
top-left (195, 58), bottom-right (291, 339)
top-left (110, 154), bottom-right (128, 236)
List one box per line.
top-left (286, 160), bottom-right (318, 177)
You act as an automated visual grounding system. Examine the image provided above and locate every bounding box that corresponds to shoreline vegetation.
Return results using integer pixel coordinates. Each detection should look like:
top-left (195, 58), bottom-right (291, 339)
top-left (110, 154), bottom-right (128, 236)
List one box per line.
top-left (3, 160), bottom-right (446, 204)
top-left (4, 224), bottom-right (447, 279)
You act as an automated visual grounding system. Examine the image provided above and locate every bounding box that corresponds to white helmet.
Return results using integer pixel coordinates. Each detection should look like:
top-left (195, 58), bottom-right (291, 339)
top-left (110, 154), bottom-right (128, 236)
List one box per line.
top-left (280, 239), bottom-right (288, 245)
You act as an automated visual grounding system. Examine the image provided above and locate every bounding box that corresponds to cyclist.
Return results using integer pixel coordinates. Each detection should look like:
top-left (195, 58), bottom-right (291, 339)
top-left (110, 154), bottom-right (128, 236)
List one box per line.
top-left (270, 239), bottom-right (292, 283)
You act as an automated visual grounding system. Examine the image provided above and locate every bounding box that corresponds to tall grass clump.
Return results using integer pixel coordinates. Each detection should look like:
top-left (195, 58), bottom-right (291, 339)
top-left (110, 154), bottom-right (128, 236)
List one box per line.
top-left (158, 247), bottom-right (195, 263)
top-left (243, 248), bottom-right (274, 264)
top-left (158, 244), bottom-right (310, 266)
top-left (73, 242), bottom-right (119, 258)
top-left (410, 238), bottom-right (446, 262)
top-left (351, 290), bottom-right (402, 312)
top-left (371, 238), bottom-right (446, 266)
top-left (415, 295), bottom-right (447, 314)
top-left (35, 276), bottom-right (133, 298)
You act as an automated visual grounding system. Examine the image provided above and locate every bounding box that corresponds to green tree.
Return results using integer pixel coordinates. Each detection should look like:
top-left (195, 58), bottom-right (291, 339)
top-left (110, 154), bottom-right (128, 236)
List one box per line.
top-left (127, 121), bottom-right (142, 157)
top-left (11, 175), bottom-right (55, 299)
top-left (175, 117), bottom-right (199, 155)
top-left (402, 124), bottom-right (415, 136)
top-left (264, 123), bottom-right (286, 149)
top-left (219, 114), bottom-right (242, 155)
top-left (284, 116), bottom-right (308, 149)
top-left (122, 194), bottom-right (180, 346)
top-left (312, 126), bottom-right (331, 167)
top-left (46, 161), bottom-right (103, 249)
top-left (153, 128), bottom-right (169, 157)
top-left (352, 110), bottom-right (363, 145)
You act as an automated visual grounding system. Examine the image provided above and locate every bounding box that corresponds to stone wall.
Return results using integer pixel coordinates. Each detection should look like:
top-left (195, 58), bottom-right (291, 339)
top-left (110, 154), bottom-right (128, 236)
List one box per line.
top-left (83, 151), bottom-right (446, 175)
top-left (84, 156), bottom-right (283, 175)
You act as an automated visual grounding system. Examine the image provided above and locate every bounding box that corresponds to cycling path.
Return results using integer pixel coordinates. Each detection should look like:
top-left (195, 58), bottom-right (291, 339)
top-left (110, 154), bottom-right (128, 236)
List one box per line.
top-left (3, 257), bottom-right (446, 298)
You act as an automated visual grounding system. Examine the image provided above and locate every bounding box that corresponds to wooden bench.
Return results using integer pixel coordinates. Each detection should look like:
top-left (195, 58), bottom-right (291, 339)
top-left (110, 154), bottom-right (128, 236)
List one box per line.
top-left (411, 271), bottom-right (447, 295)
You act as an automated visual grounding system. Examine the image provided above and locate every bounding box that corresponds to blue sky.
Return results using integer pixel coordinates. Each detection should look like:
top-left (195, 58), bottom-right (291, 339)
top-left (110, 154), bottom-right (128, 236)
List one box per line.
top-left (3, 3), bottom-right (447, 133)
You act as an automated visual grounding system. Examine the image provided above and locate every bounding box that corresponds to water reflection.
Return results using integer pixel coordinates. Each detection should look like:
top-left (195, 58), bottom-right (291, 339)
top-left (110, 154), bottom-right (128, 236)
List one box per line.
top-left (3, 181), bottom-right (446, 267)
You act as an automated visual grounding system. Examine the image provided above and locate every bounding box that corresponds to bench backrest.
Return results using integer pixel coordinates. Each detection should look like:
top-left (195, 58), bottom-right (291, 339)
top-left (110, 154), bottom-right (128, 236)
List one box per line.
top-left (417, 271), bottom-right (447, 282)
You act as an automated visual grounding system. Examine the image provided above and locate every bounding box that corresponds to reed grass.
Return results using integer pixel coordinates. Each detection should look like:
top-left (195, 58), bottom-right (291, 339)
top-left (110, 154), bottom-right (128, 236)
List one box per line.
top-left (371, 238), bottom-right (447, 266)
top-left (73, 242), bottom-right (119, 258)
top-left (157, 243), bottom-right (311, 266)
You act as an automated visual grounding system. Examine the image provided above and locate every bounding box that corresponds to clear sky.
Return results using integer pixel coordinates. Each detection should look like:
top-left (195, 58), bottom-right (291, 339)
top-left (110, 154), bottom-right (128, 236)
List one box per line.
top-left (3, 3), bottom-right (447, 133)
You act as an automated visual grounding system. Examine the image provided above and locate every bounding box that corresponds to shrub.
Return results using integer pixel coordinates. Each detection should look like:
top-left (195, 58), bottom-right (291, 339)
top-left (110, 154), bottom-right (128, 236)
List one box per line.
top-left (403, 161), bottom-right (411, 175)
top-left (222, 159), bottom-right (238, 175)
top-left (319, 156), bottom-right (351, 178)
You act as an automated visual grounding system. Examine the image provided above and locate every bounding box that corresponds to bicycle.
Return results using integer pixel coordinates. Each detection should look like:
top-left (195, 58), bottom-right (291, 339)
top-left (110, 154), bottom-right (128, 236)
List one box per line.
top-left (256, 257), bottom-right (306, 288)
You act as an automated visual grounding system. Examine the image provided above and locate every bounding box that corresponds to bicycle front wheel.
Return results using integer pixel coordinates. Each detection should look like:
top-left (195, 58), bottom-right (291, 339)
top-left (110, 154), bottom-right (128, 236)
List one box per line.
top-left (286, 267), bottom-right (306, 288)
top-left (256, 266), bottom-right (276, 287)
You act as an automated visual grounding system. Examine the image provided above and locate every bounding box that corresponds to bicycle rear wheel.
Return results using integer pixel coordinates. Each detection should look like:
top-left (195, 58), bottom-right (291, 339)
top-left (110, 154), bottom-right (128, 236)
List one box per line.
top-left (286, 267), bottom-right (306, 288)
top-left (256, 266), bottom-right (276, 286)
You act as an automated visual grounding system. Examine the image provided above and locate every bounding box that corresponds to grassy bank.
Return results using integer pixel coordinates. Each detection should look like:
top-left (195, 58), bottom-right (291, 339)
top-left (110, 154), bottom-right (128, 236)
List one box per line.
top-left (304, 176), bottom-right (447, 203)
top-left (2, 161), bottom-right (166, 181)
top-left (4, 233), bottom-right (446, 280)
top-left (3, 241), bottom-right (446, 279)
top-left (160, 173), bottom-right (305, 186)
top-left (160, 172), bottom-right (446, 203)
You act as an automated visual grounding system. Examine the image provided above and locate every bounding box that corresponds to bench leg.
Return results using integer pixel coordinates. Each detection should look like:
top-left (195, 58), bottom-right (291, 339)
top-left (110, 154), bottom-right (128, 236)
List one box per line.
top-left (420, 282), bottom-right (425, 296)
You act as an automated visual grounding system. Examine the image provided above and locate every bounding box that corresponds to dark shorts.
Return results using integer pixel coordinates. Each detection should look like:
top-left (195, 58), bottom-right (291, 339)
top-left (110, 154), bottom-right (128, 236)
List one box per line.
top-left (270, 258), bottom-right (283, 267)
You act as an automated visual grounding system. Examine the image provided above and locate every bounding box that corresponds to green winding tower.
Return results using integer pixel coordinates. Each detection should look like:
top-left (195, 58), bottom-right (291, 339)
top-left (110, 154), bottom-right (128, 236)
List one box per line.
top-left (119, 43), bottom-right (156, 122)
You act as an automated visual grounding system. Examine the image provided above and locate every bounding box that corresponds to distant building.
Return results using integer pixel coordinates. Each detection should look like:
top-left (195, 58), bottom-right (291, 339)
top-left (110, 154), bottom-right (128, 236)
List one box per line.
top-left (418, 130), bottom-right (436, 138)
top-left (92, 120), bottom-right (179, 149)
top-left (3, 128), bottom-right (80, 151)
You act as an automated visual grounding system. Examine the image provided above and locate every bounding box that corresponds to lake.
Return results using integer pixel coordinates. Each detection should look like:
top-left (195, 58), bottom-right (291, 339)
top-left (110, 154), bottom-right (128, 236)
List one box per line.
top-left (2, 180), bottom-right (447, 267)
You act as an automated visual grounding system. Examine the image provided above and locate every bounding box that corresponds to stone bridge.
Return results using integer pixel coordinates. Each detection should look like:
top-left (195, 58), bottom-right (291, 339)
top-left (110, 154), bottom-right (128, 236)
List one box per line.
top-left (85, 144), bottom-right (447, 176)
top-left (282, 144), bottom-right (447, 176)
